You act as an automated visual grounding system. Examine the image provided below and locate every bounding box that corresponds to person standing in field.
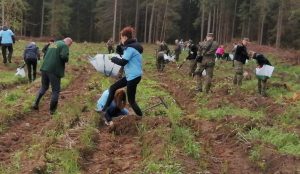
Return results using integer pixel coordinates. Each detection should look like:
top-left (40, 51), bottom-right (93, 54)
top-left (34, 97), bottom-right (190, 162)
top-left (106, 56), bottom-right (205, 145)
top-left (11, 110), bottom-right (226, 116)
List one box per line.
top-left (156, 41), bottom-right (170, 72)
top-left (233, 38), bottom-right (250, 86)
top-left (42, 39), bottom-right (55, 58)
top-left (106, 38), bottom-right (115, 54)
top-left (32, 37), bottom-right (73, 115)
top-left (101, 27), bottom-right (143, 122)
top-left (0, 25), bottom-right (15, 64)
top-left (23, 42), bottom-right (40, 82)
top-left (186, 40), bottom-right (198, 77)
top-left (174, 39), bottom-right (181, 62)
top-left (194, 33), bottom-right (219, 93)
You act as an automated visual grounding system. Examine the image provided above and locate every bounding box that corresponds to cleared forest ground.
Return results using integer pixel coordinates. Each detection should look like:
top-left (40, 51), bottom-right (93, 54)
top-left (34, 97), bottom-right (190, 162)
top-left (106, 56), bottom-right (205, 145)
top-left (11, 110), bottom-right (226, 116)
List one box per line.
top-left (0, 41), bottom-right (299, 174)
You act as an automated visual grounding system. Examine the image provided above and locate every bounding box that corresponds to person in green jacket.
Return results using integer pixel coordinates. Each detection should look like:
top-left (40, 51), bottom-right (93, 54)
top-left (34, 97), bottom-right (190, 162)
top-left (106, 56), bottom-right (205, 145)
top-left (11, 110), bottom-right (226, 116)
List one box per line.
top-left (32, 37), bottom-right (73, 115)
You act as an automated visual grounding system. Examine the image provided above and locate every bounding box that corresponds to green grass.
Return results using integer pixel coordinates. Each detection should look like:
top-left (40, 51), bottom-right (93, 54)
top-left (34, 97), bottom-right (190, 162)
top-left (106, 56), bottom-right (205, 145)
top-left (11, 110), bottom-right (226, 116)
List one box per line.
top-left (46, 149), bottom-right (81, 174)
top-left (245, 127), bottom-right (300, 156)
top-left (197, 105), bottom-right (264, 120)
top-left (0, 71), bottom-right (27, 85)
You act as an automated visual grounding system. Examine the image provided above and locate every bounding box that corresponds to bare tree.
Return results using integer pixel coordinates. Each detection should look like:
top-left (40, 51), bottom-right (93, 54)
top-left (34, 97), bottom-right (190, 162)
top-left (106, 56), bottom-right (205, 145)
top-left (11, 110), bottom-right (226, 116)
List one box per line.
top-left (144, 0), bottom-right (148, 42)
top-left (276, 0), bottom-right (283, 48)
top-left (231, 0), bottom-right (237, 40)
top-left (113, 0), bottom-right (117, 42)
top-left (135, 0), bottom-right (139, 36)
top-left (148, 0), bottom-right (156, 43)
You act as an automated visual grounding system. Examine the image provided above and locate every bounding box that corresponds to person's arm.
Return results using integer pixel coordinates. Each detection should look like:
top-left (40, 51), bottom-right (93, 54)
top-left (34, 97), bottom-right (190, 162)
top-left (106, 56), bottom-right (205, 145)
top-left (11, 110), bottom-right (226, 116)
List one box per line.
top-left (111, 57), bottom-right (128, 66)
top-left (60, 45), bottom-right (69, 63)
top-left (10, 30), bottom-right (15, 44)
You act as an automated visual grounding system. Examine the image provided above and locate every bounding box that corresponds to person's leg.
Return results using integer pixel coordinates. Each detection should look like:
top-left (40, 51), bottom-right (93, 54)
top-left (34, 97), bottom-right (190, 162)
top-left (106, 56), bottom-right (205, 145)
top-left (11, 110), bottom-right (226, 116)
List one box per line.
top-left (2, 46), bottom-right (7, 63)
top-left (261, 79), bottom-right (268, 97)
top-left (189, 59), bottom-right (196, 76)
top-left (237, 62), bottom-right (244, 86)
top-left (26, 60), bottom-right (32, 82)
top-left (204, 61), bottom-right (215, 93)
top-left (127, 76), bottom-right (142, 116)
top-left (195, 62), bottom-right (205, 91)
top-left (102, 77), bottom-right (127, 111)
top-left (48, 73), bottom-right (61, 114)
top-left (7, 45), bottom-right (13, 63)
top-left (33, 71), bottom-right (50, 109)
top-left (32, 60), bottom-right (37, 81)
top-left (258, 79), bottom-right (262, 94)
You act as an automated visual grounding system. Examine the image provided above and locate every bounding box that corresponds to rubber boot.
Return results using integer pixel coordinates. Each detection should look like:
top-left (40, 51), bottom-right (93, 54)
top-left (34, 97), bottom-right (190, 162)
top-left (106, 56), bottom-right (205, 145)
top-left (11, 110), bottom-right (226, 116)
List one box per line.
top-left (50, 101), bottom-right (58, 115)
top-left (32, 93), bottom-right (43, 110)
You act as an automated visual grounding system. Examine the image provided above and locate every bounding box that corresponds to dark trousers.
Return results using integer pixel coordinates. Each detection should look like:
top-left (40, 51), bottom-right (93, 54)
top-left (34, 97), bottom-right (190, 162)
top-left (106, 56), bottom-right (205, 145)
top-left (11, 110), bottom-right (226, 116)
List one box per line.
top-left (25, 59), bottom-right (37, 82)
top-left (37, 71), bottom-right (61, 103)
top-left (2, 44), bottom-right (13, 63)
top-left (103, 76), bottom-right (142, 116)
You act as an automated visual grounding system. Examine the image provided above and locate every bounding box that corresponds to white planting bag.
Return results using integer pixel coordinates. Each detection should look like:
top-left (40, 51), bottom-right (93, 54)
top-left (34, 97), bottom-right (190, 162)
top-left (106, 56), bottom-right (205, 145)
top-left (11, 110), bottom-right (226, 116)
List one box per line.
top-left (164, 54), bottom-right (176, 62)
top-left (15, 68), bottom-right (26, 77)
top-left (229, 54), bottom-right (234, 60)
top-left (256, 65), bottom-right (274, 77)
top-left (88, 54), bottom-right (122, 77)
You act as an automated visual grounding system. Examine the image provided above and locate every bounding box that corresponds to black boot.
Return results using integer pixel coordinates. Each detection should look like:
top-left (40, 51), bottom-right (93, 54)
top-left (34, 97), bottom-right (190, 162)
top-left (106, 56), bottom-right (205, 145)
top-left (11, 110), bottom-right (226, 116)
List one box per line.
top-left (32, 93), bottom-right (43, 110)
top-left (50, 101), bottom-right (58, 115)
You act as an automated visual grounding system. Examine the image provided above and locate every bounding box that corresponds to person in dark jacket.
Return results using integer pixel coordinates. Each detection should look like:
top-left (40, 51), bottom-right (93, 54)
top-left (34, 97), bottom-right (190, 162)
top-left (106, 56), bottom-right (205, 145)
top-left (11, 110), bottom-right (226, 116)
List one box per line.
top-left (186, 40), bottom-right (198, 76)
top-left (233, 38), bottom-right (250, 86)
top-left (0, 25), bottom-right (15, 64)
top-left (96, 88), bottom-right (129, 126)
top-left (250, 51), bottom-right (272, 97)
top-left (42, 39), bottom-right (54, 58)
top-left (156, 41), bottom-right (170, 72)
top-left (32, 37), bottom-right (73, 115)
top-left (23, 42), bottom-right (40, 82)
top-left (101, 26), bottom-right (143, 122)
top-left (106, 38), bottom-right (115, 54)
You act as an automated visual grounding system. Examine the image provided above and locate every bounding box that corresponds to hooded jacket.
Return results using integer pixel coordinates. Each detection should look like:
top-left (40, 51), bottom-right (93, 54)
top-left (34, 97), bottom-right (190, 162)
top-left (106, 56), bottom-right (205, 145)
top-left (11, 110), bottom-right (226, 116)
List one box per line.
top-left (253, 53), bottom-right (272, 67)
top-left (24, 43), bottom-right (40, 60)
top-left (234, 44), bottom-right (249, 64)
top-left (0, 26), bottom-right (15, 45)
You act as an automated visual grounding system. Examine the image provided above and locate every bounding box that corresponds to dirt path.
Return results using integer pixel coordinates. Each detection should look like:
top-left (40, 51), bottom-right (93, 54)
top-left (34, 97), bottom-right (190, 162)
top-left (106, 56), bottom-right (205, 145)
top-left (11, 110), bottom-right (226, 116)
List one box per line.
top-left (151, 64), bottom-right (259, 174)
top-left (82, 116), bottom-right (142, 174)
top-left (0, 67), bottom-right (90, 170)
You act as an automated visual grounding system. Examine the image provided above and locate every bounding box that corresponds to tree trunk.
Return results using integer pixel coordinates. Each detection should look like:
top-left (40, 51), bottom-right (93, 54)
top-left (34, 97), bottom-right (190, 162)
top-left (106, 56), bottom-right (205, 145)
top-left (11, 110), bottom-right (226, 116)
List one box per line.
top-left (2, 0), bottom-right (4, 26)
top-left (212, 6), bottom-right (216, 34)
top-left (113, 0), bottom-right (118, 42)
top-left (276, 0), bottom-right (283, 48)
top-left (40, 0), bottom-right (45, 37)
top-left (135, 0), bottom-right (139, 36)
top-left (118, 0), bottom-right (122, 34)
top-left (160, 0), bottom-right (169, 41)
top-left (259, 15), bottom-right (265, 45)
top-left (246, 0), bottom-right (252, 38)
top-left (231, 0), bottom-right (237, 40)
top-left (144, 0), bottom-right (148, 42)
top-left (200, 3), bottom-right (205, 41)
top-left (207, 10), bottom-right (211, 33)
top-left (148, 0), bottom-right (156, 43)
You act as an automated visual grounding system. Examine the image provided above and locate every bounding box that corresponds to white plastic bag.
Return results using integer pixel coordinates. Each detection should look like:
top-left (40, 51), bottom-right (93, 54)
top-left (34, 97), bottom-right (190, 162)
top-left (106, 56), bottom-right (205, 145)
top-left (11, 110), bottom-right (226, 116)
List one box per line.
top-left (164, 54), bottom-right (176, 62)
top-left (15, 68), bottom-right (26, 77)
top-left (229, 54), bottom-right (234, 60)
top-left (88, 54), bottom-right (122, 77)
top-left (256, 65), bottom-right (274, 77)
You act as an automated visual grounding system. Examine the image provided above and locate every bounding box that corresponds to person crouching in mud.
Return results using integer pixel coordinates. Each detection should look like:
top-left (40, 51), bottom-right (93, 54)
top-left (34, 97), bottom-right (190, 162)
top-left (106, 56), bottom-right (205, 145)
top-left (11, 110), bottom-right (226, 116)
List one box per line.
top-left (96, 88), bottom-right (128, 126)
top-left (101, 26), bottom-right (143, 125)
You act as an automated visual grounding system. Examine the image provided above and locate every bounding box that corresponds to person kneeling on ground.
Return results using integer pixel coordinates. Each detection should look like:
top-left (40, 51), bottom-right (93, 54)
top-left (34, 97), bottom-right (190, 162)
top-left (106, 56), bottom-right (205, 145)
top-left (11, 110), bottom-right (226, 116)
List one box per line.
top-left (23, 42), bottom-right (40, 82)
top-left (96, 88), bottom-right (128, 126)
top-left (250, 51), bottom-right (272, 97)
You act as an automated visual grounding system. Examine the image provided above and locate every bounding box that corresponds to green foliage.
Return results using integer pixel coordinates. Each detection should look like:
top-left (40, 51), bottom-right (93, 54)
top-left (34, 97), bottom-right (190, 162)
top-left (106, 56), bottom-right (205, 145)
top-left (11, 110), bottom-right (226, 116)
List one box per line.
top-left (245, 127), bottom-right (300, 156)
top-left (46, 149), bottom-right (81, 174)
top-left (170, 125), bottom-right (200, 159)
top-left (197, 105), bottom-right (264, 120)
top-left (144, 160), bottom-right (183, 174)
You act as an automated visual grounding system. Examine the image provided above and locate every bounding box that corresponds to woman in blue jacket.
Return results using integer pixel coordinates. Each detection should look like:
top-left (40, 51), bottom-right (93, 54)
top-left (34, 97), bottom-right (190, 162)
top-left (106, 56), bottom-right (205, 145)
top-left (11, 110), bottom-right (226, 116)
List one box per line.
top-left (101, 26), bottom-right (143, 122)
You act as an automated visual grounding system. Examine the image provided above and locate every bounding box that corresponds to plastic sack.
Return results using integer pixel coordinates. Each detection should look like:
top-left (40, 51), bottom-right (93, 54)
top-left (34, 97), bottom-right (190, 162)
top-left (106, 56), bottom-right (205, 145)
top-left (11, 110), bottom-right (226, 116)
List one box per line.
top-left (15, 68), bottom-right (26, 77)
top-left (88, 54), bottom-right (122, 77)
top-left (164, 54), bottom-right (176, 62)
top-left (256, 65), bottom-right (274, 77)
top-left (229, 54), bottom-right (234, 60)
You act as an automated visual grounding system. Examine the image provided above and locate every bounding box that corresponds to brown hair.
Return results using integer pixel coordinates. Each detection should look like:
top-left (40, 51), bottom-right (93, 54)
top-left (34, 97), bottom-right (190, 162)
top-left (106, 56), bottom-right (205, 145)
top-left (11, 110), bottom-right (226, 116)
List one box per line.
top-left (120, 26), bottom-right (135, 39)
top-left (114, 88), bottom-right (127, 109)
